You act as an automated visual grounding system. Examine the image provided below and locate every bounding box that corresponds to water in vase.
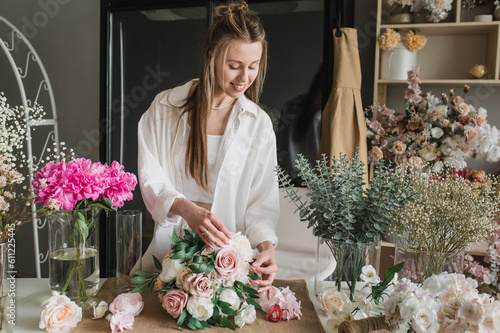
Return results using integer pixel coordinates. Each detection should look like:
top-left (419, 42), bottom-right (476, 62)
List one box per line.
top-left (49, 247), bottom-right (100, 305)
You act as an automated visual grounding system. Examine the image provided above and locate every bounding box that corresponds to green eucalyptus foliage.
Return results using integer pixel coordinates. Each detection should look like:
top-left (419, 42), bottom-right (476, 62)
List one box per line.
top-left (276, 150), bottom-right (418, 245)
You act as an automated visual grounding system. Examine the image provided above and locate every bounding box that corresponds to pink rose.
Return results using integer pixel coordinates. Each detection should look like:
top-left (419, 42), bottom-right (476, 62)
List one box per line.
top-left (109, 312), bottom-right (134, 333)
top-left (456, 103), bottom-right (470, 116)
top-left (459, 115), bottom-right (470, 125)
top-left (183, 272), bottom-right (214, 297)
top-left (472, 114), bottom-right (486, 127)
top-left (465, 128), bottom-right (477, 141)
top-left (39, 295), bottom-right (82, 333)
top-left (394, 154), bottom-right (408, 166)
top-left (109, 293), bottom-right (144, 317)
top-left (370, 147), bottom-right (383, 161)
top-left (441, 119), bottom-right (451, 128)
top-left (162, 290), bottom-right (189, 318)
top-left (392, 141), bottom-right (407, 155)
top-left (452, 96), bottom-right (464, 105)
top-left (215, 247), bottom-right (241, 283)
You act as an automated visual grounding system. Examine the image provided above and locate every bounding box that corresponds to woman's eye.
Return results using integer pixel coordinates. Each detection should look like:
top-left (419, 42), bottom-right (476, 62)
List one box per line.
top-left (229, 66), bottom-right (239, 70)
top-left (249, 67), bottom-right (256, 70)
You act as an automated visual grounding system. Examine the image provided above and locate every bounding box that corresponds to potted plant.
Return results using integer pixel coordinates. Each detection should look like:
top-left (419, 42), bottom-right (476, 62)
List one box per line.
top-left (276, 150), bottom-right (417, 300)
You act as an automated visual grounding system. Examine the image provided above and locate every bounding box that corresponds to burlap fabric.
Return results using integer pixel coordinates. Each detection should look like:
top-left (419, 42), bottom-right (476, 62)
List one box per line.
top-left (73, 278), bottom-right (326, 333)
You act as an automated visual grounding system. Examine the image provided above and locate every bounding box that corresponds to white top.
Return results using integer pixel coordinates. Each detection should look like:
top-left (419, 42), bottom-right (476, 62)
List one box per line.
top-left (137, 80), bottom-right (280, 271)
top-left (181, 134), bottom-right (223, 203)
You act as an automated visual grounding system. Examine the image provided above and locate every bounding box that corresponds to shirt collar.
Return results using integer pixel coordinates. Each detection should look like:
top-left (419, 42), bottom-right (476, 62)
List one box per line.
top-left (159, 79), bottom-right (258, 117)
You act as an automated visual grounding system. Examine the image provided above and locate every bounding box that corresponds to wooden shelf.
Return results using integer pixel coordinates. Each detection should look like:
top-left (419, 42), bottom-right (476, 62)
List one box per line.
top-left (380, 21), bottom-right (500, 35)
top-left (378, 79), bottom-right (500, 85)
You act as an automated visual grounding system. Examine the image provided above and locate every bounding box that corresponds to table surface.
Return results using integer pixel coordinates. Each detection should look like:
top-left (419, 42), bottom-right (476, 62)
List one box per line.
top-left (10, 278), bottom-right (330, 333)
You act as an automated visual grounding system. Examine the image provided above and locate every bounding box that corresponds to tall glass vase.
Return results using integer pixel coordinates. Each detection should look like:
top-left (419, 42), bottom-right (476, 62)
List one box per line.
top-left (315, 238), bottom-right (381, 301)
top-left (48, 208), bottom-right (102, 310)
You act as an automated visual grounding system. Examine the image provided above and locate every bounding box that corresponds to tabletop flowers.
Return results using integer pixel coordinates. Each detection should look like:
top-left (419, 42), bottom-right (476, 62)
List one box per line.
top-left (39, 295), bottom-right (82, 333)
top-left (131, 230), bottom-right (302, 330)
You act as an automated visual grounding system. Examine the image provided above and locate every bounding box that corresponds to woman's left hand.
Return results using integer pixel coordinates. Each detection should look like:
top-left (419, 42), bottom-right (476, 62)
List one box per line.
top-left (251, 241), bottom-right (277, 297)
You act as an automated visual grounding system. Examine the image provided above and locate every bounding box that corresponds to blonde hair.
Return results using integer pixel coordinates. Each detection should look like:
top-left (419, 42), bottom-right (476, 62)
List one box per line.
top-left (183, 0), bottom-right (268, 191)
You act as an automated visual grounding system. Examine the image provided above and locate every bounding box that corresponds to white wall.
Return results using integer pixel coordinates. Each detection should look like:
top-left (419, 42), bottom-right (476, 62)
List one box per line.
top-left (0, 0), bottom-right (100, 276)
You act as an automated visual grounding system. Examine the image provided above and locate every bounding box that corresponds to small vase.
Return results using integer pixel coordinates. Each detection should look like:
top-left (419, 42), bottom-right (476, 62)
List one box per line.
top-left (380, 43), bottom-right (417, 80)
top-left (387, 2), bottom-right (413, 24)
top-left (394, 243), bottom-right (464, 284)
top-left (315, 238), bottom-right (380, 301)
top-left (48, 208), bottom-right (102, 310)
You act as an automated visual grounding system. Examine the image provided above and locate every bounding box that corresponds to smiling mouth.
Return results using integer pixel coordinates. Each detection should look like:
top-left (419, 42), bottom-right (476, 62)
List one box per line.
top-left (231, 83), bottom-right (246, 91)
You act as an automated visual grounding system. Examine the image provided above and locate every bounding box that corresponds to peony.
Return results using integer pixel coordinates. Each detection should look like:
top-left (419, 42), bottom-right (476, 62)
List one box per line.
top-left (162, 289), bottom-right (188, 318)
top-left (234, 302), bottom-right (257, 328)
top-left (39, 295), bottom-right (82, 333)
top-left (186, 297), bottom-right (214, 322)
top-left (318, 290), bottom-right (346, 313)
top-left (267, 304), bottom-right (283, 322)
top-left (214, 247), bottom-right (241, 286)
top-left (279, 287), bottom-right (302, 320)
top-left (183, 273), bottom-right (214, 298)
top-left (109, 312), bottom-right (134, 333)
top-left (257, 287), bottom-right (284, 312)
top-left (160, 255), bottom-right (185, 283)
top-left (219, 288), bottom-right (241, 311)
top-left (231, 232), bottom-right (254, 261)
top-left (360, 265), bottom-right (380, 284)
top-left (109, 293), bottom-right (144, 317)
top-left (93, 301), bottom-right (108, 320)
top-left (392, 141), bottom-right (407, 155)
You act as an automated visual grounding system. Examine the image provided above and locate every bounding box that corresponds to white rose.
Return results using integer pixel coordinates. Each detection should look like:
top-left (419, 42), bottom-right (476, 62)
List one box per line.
top-left (399, 297), bottom-right (421, 321)
top-left (478, 107), bottom-right (488, 119)
top-left (360, 265), bottom-right (380, 284)
top-left (234, 261), bottom-right (250, 285)
top-left (186, 297), bottom-right (214, 322)
top-left (430, 127), bottom-right (444, 139)
top-left (39, 295), bottom-right (82, 333)
top-left (219, 288), bottom-right (240, 311)
top-left (231, 232), bottom-right (253, 262)
top-left (92, 300), bottom-right (108, 319)
top-left (160, 257), bottom-right (185, 283)
top-left (234, 302), bottom-right (257, 328)
top-left (412, 304), bottom-right (440, 333)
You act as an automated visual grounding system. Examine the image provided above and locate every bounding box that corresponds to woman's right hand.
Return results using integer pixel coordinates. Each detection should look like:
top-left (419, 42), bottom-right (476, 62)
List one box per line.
top-left (171, 198), bottom-right (232, 248)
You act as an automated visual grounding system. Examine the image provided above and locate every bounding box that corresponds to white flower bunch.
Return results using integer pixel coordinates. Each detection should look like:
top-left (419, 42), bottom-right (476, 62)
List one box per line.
top-left (384, 272), bottom-right (500, 333)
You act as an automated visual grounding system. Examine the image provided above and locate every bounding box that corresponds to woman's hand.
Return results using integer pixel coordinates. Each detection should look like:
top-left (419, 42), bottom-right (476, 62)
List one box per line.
top-left (171, 198), bottom-right (232, 248)
top-left (251, 241), bottom-right (277, 296)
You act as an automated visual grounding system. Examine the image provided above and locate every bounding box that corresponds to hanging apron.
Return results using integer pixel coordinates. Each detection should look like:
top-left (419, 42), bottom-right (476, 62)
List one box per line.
top-left (318, 27), bottom-right (368, 183)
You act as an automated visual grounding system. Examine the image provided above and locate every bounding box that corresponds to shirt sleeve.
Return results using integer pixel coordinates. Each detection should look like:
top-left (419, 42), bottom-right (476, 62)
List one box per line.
top-left (244, 123), bottom-right (280, 249)
top-left (137, 103), bottom-right (185, 227)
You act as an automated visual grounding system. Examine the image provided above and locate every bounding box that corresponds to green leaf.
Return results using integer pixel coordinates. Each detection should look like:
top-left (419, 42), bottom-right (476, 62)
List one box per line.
top-left (246, 297), bottom-right (262, 310)
top-left (192, 255), bottom-right (203, 264)
top-left (134, 271), bottom-right (158, 278)
top-left (187, 316), bottom-right (203, 330)
top-left (220, 316), bottom-right (236, 331)
top-left (73, 216), bottom-right (89, 240)
top-left (130, 282), bottom-right (148, 294)
top-left (213, 306), bottom-right (221, 322)
top-left (170, 251), bottom-right (185, 260)
top-left (130, 276), bottom-right (148, 284)
top-left (153, 256), bottom-right (162, 271)
top-left (177, 309), bottom-right (188, 326)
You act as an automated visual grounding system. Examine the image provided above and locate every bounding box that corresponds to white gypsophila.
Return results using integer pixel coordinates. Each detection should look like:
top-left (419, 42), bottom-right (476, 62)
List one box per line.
top-left (234, 302), bottom-right (256, 328)
top-left (186, 297), bottom-right (214, 322)
top-left (159, 257), bottom-right (185, 283)
top-left (430, 127), bottom-right (444, 139)
top-left (219, 288), bottom-right (240, 311)
top-left (360, 265), bottom-right (380, 284)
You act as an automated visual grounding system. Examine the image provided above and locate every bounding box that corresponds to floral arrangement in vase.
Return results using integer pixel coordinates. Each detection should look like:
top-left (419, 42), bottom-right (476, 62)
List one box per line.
top-left (390, 166), bottom-right (500, 283)
top-left (367, 67), bottom-right (500, 170)
top-left (379, 28), bottom-right (427, 52)
top-left (131, 230), bottom-right (301, 330)
top-left (276, 150), bottom-right (418, 300)
top-left (383, 272), bottom-right (500, 332)
top-left (422, 0), bottom-right (454, 22)
top-left (32, 158), bottom-right (137, 308)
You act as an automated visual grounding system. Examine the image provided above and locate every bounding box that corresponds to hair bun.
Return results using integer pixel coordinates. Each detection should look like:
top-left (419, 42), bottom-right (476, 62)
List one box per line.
top-left (214, 0), bottom-right (248, 18)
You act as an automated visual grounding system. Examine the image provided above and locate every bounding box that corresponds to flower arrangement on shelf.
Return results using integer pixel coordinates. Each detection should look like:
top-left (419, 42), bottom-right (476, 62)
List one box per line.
top-left (367, 67), bottom-right (500, 170)
top-left (276, 150), bottom-right (418, 300)
top-left (383, 272), bottom-right (500, 333)
top-left (386, 0), bottom-right (453, 22)
top-left (131, 230), bottom-right (301, 330)
top-left (390, 166), bottom-right (500, 282)
top-left (32, 158), bottom-right (137, 307)
top-left (379, 28), bottom-right (427, 52)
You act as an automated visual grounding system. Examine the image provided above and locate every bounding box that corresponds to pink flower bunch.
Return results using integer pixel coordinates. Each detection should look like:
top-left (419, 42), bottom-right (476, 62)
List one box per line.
top-left (32, 158), bottom-right (137, 210)
top-left (257, 286), bottom-right (302, 321)
top-left (107, 293), bottom-right (144, 333)
top-left (464, 254), bottom-right (494, 285)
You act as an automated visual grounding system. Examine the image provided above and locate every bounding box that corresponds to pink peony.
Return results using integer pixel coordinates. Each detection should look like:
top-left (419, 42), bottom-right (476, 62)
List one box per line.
top-left (215, 247), bottom-right (241, 283)
top-left (109, 312), bottom-right (134, 333)
top-left (279, 287), bottom-right (302, 320)
top-left (162, 290), bottom-right (188, 318)
top-left (109, 293), bottom-right (144, 317)
top-left (102, 161), bottom-right (137, 207)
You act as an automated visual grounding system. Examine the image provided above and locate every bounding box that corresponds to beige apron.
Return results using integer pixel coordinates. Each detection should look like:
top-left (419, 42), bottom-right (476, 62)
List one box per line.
top-left (318, 27), bottom-right (368, 183)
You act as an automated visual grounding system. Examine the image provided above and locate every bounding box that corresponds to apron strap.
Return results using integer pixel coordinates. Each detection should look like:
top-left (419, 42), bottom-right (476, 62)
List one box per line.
top-left (335, 0), bottom-right (344, 37)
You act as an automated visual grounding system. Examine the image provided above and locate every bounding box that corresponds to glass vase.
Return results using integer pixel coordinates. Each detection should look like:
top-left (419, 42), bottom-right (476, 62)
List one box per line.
top-left (394, 243), bottom-right (464, 284)
top-left (315, 238), bottom-right (381, 301)
top-left (48, 208), bottom-right (102, 310)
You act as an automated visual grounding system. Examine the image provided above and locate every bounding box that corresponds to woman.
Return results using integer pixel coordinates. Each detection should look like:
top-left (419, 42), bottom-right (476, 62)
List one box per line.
top-left (137, 0), bottom-right (279, 293)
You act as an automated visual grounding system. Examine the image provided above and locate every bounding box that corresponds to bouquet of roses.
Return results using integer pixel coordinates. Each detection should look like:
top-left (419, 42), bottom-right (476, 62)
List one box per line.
top-left (366, 67), bottom-right (500, 170)
top-left (132, 230), bottom-right (301, 330)
top-left (383, 272), bottom-right (500, 333)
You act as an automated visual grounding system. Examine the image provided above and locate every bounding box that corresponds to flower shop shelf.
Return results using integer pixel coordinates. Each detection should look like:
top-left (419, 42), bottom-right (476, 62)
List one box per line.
top-left (378, 79), bottom-right (500, 85)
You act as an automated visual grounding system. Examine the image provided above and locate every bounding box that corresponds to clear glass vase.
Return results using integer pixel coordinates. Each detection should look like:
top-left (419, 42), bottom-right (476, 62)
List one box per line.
top-left (315, 238), bottom-right (381, 301)
top-left (48, 208), bottom-right (102, 310)
top-left (394, 242), bottom-right (464, 284)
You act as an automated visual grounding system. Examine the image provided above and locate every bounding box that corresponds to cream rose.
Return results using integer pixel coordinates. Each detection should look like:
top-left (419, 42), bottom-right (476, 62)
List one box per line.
top-left (215, 247), bottom-right (241, 286)
top-left (162, 289), bottom-right (188, 318)
top-left (39, 295), bottom-right (82, 333)
top-left (186, 297), bottom-right (214, 321)
top-left (234, 302), bottom-right (257, 328)
top-left (109, 293), bottom-right (144, 317)
top-left (370, 147), bottom-right (383, 161)
top-left (219, 288), bottom-right (241, 311)
top-left (465, 128), bottom-right (477, 141)
top-left (231, 232), bottom-right (253, 261)
top-left (176, 266), bottom-right (193, 289)
top-left (318, 290), bottom-right (347, 313)
top-left (472, 114), bottom-right (485, 127)
top-left (456, 103), bottom-right (470, 116)
top-left (392, 141), bottom-right (407, 155)
top-left (160, 256), bottom-right (185, 283)
top-left (184, 273), bottom-right (214, 298)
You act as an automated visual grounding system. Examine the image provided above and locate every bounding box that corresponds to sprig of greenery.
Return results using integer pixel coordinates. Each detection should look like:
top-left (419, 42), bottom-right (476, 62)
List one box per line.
top-left (368, 263), bottom-right (404, 305)
top-left (276, 149), bottom-right (418, 244)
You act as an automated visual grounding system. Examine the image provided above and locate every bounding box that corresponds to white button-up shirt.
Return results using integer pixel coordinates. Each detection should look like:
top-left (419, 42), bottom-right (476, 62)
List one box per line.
top-left (137, 80), bottom-right (279, 270)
